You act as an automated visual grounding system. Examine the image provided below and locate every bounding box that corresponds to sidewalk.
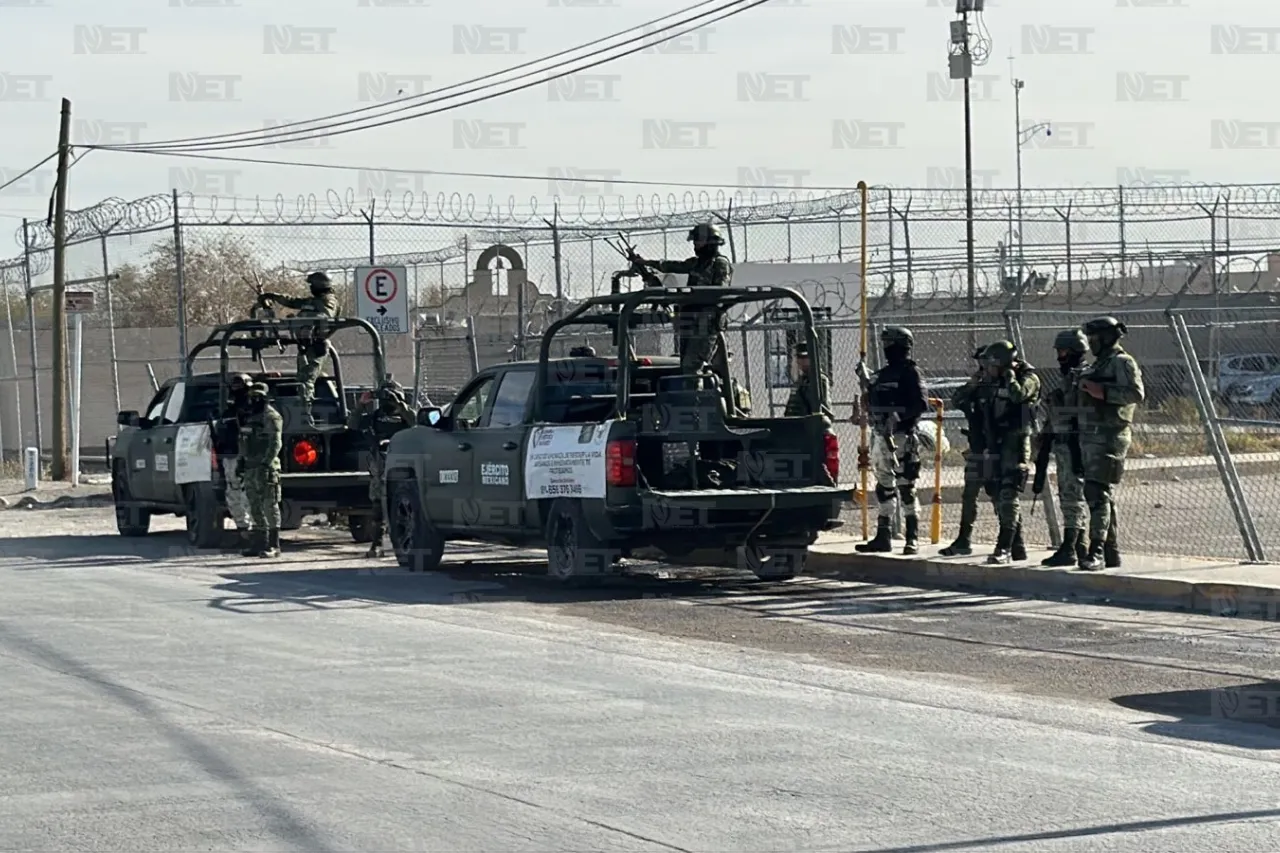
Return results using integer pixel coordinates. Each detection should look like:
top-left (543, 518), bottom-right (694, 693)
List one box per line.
top-left (810, 531), bottom-right (1280, 621)
top-left (0, 477), bottom-right (113, 510)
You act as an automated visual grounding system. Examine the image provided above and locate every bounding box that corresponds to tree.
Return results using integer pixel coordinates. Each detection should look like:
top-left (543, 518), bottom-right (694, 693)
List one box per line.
top-left (109, 233), bottom-right (306, 328)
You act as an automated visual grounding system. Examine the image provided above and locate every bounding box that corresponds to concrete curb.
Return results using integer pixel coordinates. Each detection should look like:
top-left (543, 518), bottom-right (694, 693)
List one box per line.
top-left (803, 549), bottom-right (1280, 619)
top-left (0, 492), bottom-right (114, 511)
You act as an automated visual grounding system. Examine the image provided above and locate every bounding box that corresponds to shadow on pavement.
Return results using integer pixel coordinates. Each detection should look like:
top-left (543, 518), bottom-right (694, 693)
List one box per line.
top-left (0, 531), bottom-right (354, 565)
top-left (1113, 682), bottom-right (1280, 750)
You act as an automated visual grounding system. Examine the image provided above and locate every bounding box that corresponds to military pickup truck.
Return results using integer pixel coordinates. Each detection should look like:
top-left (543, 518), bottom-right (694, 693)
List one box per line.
top-left (383, 285), bottom-right (850, 582)
top-left (108, 316), bottom-right (389, 548)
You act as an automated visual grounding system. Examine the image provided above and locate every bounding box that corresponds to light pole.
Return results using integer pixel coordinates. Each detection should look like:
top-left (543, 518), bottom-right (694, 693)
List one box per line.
top-left (1010, 67), bottom-right (1050, 289)
top-left (949, 0), bottom-right (988, 347)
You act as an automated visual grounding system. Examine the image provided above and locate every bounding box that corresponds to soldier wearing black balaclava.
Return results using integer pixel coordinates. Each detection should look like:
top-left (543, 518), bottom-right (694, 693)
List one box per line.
top-left (855, 326), bottom-right (929, 555)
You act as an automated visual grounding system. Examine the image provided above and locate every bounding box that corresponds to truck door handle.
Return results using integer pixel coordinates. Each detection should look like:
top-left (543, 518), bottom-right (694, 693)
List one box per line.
top-left (502, 441), bottom-right (518, 450)
top-left (457, 442), bottom-right (471, 451)
top-left (164, 437), bottom-right (173, 445)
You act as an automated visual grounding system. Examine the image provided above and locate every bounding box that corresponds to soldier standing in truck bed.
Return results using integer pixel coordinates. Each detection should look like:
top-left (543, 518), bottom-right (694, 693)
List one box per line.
top-left (261, 271), bottom-right (339, 426)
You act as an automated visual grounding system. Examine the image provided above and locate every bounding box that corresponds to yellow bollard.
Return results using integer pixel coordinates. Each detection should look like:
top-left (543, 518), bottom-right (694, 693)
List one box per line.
top-left (928, 397), bottom-right (945, 544)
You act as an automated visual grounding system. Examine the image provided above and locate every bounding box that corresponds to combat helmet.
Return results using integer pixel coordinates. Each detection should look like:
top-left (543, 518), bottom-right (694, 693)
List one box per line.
top-left (983, 339), bottom-right (1018, 368)
top-left (306, 271), bottom-right (332, 293)
top-left (686, 222), bottom-right (725, 245)
top-left (1053, 329), bottom-right (1088, 353)
top-left (880, 326), bottom-right (913, 348)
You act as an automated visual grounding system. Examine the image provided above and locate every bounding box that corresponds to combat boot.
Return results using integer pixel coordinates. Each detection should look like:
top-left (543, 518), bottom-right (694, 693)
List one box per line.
top-left (365, 530), bottom-right (384, 559)
top-left (1010, 524), bottom-right (1027, 562)
top-left (1077, 538), bottom-right (1105, 571)
top-left (1104, 540), bottom-right (1121, 569)
top-left (856, 517), bottom-right (893, 553)
top-left (240, 529), bottom-right (263, 558)
top-left (1042, 528), bottom-right (1081, 567)
top-left (939, 530), bottom-right (972, 557)
top-left (222, 528), bottom-right (249, 554)
top-left (986, 526), bottom-right (1015, 565)
top-left (258, 528), bottom-right (280, 559)
top-left (902, 516), bottom-right (919, 556)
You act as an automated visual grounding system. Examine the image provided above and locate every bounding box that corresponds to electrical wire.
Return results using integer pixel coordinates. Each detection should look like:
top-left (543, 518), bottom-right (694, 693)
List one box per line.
top-left (0, 152), bottom-right (57, 195)
top-left (94, 148), bottom-right (865, 192)
top-left (98, 0), bottom-right (764, 153)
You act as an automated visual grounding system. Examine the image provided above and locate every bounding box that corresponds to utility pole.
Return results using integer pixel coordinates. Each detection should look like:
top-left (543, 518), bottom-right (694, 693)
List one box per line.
top-left (50, 97), bottom-right (71, 481)
top-left (948, 1), bottom-right (985, 352)
top-left (1010, 59), bottom-right (1051, 291)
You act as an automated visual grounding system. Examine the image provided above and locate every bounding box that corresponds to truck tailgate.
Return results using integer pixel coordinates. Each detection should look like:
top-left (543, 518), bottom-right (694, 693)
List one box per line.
top-left (643, 485), bottom-right (851, 509)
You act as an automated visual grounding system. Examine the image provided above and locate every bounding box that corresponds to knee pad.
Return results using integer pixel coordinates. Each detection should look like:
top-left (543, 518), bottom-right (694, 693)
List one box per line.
top-left (874, 485), bottom-right (895, 503)
top-left (901, 459), bottom-right (921, 481)
top-left (898, 484), bottom-right (916, 505)
top-left (983, 479), bottom-right (999, 499)
top-left (1083, 480), bottom-right (1106, 505)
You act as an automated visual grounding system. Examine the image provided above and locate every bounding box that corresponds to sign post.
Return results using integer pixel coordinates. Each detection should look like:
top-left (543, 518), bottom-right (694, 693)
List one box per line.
top-left (355, 266), bottom-right (409, 337)
top-left (65, 290), bottom-right (94, 487)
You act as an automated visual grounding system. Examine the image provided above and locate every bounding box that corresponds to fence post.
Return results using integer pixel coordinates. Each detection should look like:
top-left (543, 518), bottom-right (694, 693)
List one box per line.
top-left (549, 203), bottom-right (564, 320)
top-left (1167, 310), bottom-right (1266, 562)
top-left (1055, 204), bottom-right (1073, 311)
top-left (1116, 186), bottom-right (1127, 285)
top-left (464, 315), bottom-right (480, 376)
top-left (171, 190), bottom-right (188, 377)
top-left (22, 219), bottom-right (42, 458)
top-left (100, 234), bottom-right (121, 416)
top-left (2, 270), bottom-right (20, 459)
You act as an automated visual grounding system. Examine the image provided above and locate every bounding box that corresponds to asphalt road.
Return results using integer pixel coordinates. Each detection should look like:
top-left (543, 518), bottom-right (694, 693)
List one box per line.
top-left (4, 509), bottom-right (1280, 851)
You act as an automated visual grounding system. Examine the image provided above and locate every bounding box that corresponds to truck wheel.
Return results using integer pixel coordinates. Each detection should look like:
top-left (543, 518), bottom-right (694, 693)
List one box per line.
top-left (112, 465), bottom-right (150, 537)
top-left (544, 499), bottom-right (617, 584)
top-left (743, 543), bottom-right (807, 581)
top-left (184, 485), bottom-right (224, 550)
top-left (349, 514), bottom-right (375, 543)
top-left (388, 478), bottom-right (444, 572)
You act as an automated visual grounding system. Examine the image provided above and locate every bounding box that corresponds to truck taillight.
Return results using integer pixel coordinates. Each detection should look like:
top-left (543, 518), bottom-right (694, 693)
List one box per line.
top-left (292, 438), bottom-right (318, 467)
top-left (823, 431), bottom-right (839, 481)
top-left (606, 439), bottom-right (635, 487)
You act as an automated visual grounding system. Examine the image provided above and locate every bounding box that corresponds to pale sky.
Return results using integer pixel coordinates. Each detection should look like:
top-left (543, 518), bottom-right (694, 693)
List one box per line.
top-left (0, 0), bottom-right (1274, 258)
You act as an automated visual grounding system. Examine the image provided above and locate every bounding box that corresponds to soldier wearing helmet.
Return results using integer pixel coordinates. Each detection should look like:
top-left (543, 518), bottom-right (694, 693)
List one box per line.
top-left (976, 340), bottom-right (1040, 565)
top-left (348, 377), bottom-right (416, 558)
top-left (261, 271), bottom-right (340, 426)
top-left (1075, 316), bottom-right (1144, 570)
top-left (940, 344), bottom-right (1001, 557)
top-left (214, 371), bottom-right (256, 550)
top-left (239, 382), bottom-right (284, 558)
top-left (784, 340), bottom-right (833, 420)
top-left (633, 221), bottom-right (733, 379)
top-left (854, 326), bottom-right (929, 555)
top-left (1032, 329), bottom-right (1091, 567)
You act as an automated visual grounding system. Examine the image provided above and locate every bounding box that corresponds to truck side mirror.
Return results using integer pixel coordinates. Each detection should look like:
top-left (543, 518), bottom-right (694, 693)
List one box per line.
top-left (417, 406), bottom-right (445, 428)
top-left (118, 410), bottom-right (140, 427)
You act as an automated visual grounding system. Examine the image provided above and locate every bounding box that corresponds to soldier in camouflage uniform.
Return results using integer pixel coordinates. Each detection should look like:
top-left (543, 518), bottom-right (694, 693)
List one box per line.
top-left (261, 271), bottom-right (340, 426)
top-left (979, 341), bottom-right (1040, 565)
top-left (1076, 316), bottom-right (1144, 571)
top-left (216, 372), bottom-right (254, 552)
top-left (855, 326), bottom-right (929, 556)
top-left (348, 379), bottom-right (416, 558)
top-left (1033, 329), bottom-right (1090, 567)
top-left (784, 341), bottom-right (833, 419)
top-left (940, 346), bottom-right (996, 557)
top-left (637, 222), bottom-right (733, 380)
top-left (239, 382), bottom-right (284, 558)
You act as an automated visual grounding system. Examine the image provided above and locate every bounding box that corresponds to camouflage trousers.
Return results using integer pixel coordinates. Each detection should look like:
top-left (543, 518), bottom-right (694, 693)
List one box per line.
top-left (958, 449), bottom-right (993, 535)
top-left (1080, 428), bottom-right (1130, 543)
top-left (870, 432), bottom-right (921, 519)
top-left (368, 451), bottom-right (387, 539)
top-left (675, 309), bottom-right (727, 376)
top-left (1052, 441), bottom-right (1088, 530)
top-left (222, 456), bottom-right (251, 530)
top-left (985, 435), bottom-right (1030, 532)
top-left (296, 349), bottom-right (329, 409)
top-left (244, 466), bottom-right (281, 531)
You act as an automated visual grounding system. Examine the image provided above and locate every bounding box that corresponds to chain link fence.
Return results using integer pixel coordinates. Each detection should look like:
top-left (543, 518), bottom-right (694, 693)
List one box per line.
top-left (4, 183), bottom-right (1280, 563)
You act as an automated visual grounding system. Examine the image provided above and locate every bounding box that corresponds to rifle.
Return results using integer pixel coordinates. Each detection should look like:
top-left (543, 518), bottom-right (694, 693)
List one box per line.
top-left (243, 271), bottom-right (285, 358)
top-left (603, 233), bottom-right (665, 290)
top-left (1032, 432), bottom-right (1053, 496)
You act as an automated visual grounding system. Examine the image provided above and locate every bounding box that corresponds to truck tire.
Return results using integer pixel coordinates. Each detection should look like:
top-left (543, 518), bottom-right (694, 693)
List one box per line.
top-left (279, 500), bottom-right (303, 531)
top-left (184, 484), bottom-right (224, 550)
top-left (112, 464), bottom-right (151, 537)
top-left (388, 478), bottom-right (444, 572)
top-left (349, 514), bottom-right (375, 543)
top-left (544, 499), bottom-right (617, 584)
top-left (743, 542), bottom-right (807, 582)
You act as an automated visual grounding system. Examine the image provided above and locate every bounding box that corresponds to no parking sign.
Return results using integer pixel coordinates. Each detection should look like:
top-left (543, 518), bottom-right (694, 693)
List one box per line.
top-left (355, 266), bottom-right (409, 334)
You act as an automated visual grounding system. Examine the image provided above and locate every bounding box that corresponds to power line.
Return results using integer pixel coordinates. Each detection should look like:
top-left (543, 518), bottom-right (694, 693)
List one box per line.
top-left (0, 152), bottom-right (57, 195)
top-left (114, 0), bottom-right (727, 151)
top-left (94, 0), bottom-right (766, 153)
top-left (93, 148), bottom-right (863, 193)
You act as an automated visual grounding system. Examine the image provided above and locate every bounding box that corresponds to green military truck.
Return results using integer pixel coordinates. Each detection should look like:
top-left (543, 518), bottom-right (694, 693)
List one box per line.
top-left (108, 316), bottom-right (388, 548)
top-left (383, 285), bottom-right (850, 582)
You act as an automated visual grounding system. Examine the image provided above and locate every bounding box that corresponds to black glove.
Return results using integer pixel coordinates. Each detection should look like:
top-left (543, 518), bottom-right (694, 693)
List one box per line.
top-left (234, 458), bottom-right (245, 478)
top-left (1032, 463), bottom-right (1047, 496)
